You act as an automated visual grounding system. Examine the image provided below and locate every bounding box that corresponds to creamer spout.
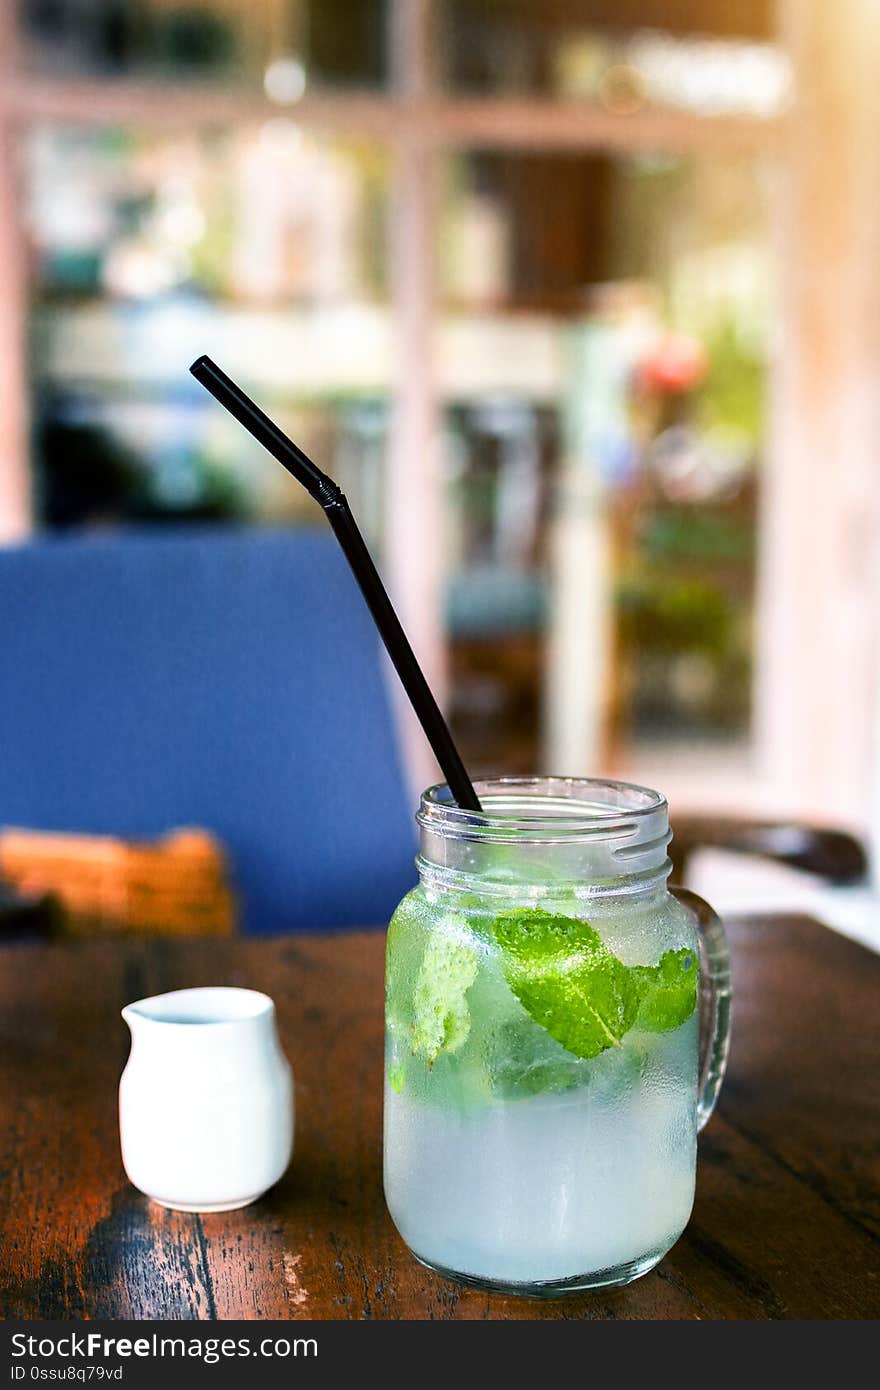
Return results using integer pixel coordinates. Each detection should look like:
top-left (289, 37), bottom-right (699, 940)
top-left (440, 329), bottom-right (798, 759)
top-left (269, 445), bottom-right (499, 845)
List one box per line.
top-left (121, 1002), bottom-right (144, 1033)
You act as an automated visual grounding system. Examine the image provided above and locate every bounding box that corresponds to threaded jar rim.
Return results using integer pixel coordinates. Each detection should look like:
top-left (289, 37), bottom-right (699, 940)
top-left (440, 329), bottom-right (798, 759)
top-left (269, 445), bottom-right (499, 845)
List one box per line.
top-left (417, 776), bottom-right (667, 848)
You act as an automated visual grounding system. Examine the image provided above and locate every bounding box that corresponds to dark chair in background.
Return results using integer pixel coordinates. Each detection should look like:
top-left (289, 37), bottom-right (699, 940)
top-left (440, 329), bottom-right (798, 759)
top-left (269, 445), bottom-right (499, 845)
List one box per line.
top-left (0, 529), bottom-right (417, 935)
top-left (669, 814), bottom-right (868, 888)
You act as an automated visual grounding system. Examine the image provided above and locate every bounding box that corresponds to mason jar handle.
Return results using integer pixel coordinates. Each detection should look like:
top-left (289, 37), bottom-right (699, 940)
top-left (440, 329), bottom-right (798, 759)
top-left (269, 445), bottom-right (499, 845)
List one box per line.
top-left (670, 886), bottom-right (732, 1131)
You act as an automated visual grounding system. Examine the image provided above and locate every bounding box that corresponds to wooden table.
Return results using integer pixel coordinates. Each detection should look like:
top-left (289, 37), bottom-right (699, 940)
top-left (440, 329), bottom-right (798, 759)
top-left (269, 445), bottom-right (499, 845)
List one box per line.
top-left (1, 917), bottom-right (878, 1320)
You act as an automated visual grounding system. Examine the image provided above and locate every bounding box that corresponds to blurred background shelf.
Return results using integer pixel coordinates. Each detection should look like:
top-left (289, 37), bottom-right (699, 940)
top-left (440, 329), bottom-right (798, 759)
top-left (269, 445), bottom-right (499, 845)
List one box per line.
top-left (33, 301), bottom-right (567, 400)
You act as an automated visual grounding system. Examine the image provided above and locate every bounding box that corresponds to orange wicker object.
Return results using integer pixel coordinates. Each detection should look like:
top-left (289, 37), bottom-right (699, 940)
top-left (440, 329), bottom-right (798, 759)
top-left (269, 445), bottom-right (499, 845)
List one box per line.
top-left (0, 827), bottom-right (236, 937)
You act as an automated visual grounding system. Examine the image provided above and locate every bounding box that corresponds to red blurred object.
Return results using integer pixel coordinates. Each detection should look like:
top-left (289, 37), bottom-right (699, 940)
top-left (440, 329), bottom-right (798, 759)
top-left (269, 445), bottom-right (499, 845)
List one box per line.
top-left (639, 334), bottom-right (708, 394)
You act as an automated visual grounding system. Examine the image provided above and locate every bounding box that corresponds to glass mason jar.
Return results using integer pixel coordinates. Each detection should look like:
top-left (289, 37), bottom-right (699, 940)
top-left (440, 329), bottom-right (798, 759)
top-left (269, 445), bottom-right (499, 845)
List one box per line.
top-left (384, 777), bottom-right (731, 1296)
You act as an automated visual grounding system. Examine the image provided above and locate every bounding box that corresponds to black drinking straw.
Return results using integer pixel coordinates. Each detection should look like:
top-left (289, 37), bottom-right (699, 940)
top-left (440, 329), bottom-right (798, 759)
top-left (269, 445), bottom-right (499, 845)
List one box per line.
top-left (190, 355), bottom-right (483, 814)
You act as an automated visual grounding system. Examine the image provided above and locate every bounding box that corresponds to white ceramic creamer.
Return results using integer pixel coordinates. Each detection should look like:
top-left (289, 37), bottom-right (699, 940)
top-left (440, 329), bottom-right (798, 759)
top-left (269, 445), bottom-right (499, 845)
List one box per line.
top-left (120, 987), bottom-right (293, 1212)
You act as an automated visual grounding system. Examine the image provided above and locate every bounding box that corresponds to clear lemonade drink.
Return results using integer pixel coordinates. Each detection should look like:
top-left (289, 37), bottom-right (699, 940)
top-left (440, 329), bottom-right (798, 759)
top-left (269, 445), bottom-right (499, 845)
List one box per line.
top-left (384, 778), bottom-right (729, 1295)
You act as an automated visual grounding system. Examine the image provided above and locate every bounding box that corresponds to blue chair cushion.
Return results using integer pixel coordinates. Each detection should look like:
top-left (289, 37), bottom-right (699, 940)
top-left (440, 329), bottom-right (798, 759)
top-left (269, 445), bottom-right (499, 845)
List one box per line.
top-left (0, 528), bottom-right (417, 933)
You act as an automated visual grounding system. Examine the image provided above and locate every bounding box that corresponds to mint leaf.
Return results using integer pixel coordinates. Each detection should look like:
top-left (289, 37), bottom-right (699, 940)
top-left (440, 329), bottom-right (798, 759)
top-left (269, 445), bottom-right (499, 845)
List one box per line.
top-left (633, 947), bottom-right (698, 1032)
top-left (491, 909), bottom-right (642, 1060)
top-left (387, 1063), bottom-right (406, 1094)
top-left (411, 929), bottom-right (479, 1064)
top-left (490, 909), bottom-right (698, 1062)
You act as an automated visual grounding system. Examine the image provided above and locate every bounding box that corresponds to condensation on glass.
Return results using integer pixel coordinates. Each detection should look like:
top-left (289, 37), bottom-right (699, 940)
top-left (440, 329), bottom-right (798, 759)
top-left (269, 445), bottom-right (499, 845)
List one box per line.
top-left (384, 776), bottom-right (731, 1294)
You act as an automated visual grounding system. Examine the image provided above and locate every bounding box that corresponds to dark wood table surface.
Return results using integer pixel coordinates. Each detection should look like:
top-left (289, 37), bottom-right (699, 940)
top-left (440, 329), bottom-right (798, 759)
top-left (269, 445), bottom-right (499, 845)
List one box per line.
top-left (1, 915), bottom-right (878, 1320)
